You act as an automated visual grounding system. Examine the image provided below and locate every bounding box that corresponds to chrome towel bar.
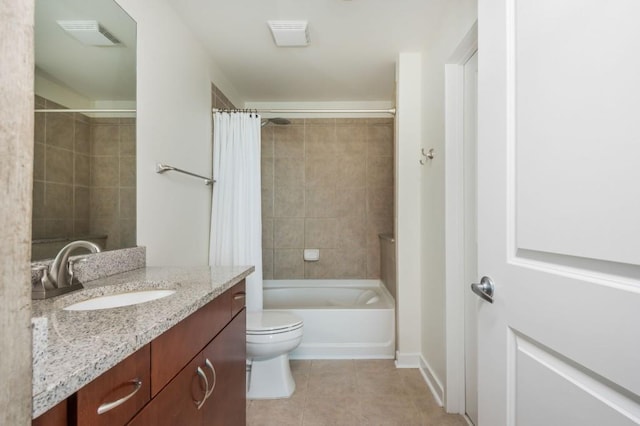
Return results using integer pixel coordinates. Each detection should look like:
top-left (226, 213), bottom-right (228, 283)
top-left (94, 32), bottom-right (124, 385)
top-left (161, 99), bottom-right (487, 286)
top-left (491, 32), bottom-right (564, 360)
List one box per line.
top-left (155, 163), bottom-right (214, 186)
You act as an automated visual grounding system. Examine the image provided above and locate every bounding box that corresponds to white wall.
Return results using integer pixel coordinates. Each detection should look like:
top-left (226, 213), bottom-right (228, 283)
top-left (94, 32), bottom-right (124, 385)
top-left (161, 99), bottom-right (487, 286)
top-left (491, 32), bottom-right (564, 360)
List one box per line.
top-left (395, 53), bottom-right (423, 365)
top-left (115, 0), bottom-right (241, 265)
top-left (419, 0), bottom-right (477, 403)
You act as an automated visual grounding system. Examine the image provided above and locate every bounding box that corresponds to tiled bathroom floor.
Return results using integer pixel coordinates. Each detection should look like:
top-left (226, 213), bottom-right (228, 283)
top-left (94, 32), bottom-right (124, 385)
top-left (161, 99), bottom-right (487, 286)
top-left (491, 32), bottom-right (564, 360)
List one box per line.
top-left (246, 360), bottom-right (468, 426)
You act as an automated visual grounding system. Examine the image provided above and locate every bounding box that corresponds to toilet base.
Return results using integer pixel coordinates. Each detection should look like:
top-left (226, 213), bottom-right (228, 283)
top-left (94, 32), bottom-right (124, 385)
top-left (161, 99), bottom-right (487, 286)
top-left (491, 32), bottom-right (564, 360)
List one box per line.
top-left (247, 354), bottom-right (295, 399)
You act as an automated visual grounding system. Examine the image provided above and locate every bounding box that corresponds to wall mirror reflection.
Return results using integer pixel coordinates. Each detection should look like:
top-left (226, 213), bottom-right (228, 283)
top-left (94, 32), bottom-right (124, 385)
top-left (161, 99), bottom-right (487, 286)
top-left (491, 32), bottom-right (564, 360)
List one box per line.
top-left (33, 0), bottom-right (136, 261)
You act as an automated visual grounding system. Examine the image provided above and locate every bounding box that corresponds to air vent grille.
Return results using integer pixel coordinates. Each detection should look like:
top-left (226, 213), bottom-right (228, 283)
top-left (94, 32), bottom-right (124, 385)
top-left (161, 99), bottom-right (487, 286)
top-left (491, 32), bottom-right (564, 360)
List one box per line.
top-left (267, 20), bottom-right (310, 47)
top-left (57, 20), bottom-right (122, 46)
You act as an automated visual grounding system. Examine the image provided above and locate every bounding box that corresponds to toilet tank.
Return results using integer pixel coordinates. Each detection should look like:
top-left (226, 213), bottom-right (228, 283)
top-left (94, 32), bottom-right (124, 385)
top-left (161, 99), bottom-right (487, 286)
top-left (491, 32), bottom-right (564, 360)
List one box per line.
top-left (378, 233), bottom-right (396, 300)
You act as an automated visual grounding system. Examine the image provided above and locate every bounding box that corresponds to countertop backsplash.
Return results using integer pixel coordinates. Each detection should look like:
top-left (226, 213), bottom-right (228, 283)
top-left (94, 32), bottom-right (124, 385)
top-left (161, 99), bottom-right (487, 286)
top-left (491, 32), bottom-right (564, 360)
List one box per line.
top-left (30, 246), bottom-right (146, 287)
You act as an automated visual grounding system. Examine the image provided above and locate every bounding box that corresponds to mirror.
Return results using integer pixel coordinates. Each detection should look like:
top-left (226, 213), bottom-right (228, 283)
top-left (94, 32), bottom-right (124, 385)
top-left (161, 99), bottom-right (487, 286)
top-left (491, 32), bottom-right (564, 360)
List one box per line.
top-left (32, 0), bottom-right (136, 261)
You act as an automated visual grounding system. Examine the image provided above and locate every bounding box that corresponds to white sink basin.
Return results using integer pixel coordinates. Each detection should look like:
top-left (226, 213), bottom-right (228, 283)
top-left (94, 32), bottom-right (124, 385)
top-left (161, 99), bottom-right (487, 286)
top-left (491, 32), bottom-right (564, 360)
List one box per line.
top-left (64, 290), bottom-right (176, 311)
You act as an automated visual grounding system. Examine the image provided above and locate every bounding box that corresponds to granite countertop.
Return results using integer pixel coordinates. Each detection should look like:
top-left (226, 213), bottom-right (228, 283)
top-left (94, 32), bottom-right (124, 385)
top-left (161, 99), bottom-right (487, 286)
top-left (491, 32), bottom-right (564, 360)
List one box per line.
top-left (31, 265), bottom-right (254, 418)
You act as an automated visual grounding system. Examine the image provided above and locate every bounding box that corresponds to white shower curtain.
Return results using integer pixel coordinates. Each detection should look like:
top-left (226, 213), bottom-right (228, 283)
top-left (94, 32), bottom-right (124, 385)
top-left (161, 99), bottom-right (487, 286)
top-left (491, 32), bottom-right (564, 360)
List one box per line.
top-left (209, 112), bottom-right (262, 311)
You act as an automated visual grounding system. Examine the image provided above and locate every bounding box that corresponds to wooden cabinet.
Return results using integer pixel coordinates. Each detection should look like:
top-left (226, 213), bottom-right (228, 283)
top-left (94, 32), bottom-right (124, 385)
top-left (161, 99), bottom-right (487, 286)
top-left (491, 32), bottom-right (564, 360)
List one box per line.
top-left (33, 281), bottom-right (246, 426)
top-left (129, 310), bottom-right (246, 426)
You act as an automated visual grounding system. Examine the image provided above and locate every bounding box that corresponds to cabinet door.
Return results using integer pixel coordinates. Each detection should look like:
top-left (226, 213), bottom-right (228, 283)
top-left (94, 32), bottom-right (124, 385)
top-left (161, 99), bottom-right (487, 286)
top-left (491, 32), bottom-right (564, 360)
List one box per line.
top-left (76, 344), bottom-right (150, 426)
top-left (128, 352), bottom-right (207, 426)
top-left (202, 309), bottom-right (246, 426)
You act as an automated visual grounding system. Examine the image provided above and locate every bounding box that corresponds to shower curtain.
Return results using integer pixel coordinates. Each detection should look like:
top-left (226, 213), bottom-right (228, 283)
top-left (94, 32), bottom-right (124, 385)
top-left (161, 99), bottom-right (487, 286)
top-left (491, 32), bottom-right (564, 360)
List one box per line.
top-left (209, 112), bottom-right (262, 311)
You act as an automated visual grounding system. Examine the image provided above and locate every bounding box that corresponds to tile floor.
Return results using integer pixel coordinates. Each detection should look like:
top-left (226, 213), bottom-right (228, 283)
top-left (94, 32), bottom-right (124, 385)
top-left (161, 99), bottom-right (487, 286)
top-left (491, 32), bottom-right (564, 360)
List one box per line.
top-left (246, 360), bottom-right (468, 426)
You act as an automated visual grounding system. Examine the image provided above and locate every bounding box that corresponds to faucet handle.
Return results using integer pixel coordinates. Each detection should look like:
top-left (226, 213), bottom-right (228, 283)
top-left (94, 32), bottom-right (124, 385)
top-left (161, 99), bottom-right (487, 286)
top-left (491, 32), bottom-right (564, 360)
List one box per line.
top-left (67, 257), bottom-right (89, 284)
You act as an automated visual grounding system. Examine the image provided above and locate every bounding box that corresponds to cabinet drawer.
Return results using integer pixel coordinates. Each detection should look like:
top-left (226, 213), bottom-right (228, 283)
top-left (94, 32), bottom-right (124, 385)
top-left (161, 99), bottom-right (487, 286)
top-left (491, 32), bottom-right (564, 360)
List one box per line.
top-left (151, 288), bottom-right (231, 395)
top-left (230, 281), bottom-right (246, 318)
top-left (76, 344), bottom-right (150, 426)
top-left (32, 399), bottom-right (67, 426)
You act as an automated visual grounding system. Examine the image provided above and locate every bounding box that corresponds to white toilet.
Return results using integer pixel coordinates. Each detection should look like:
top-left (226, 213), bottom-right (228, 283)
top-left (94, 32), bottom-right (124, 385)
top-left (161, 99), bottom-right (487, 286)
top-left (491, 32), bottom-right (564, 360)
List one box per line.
top-left (246, 310), bottom-right (304, 399)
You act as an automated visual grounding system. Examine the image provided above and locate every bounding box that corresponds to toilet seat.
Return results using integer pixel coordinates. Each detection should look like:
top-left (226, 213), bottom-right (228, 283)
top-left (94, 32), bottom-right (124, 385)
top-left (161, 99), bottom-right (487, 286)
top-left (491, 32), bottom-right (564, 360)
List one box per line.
top-left (246, 311), bottom-right (303, 336)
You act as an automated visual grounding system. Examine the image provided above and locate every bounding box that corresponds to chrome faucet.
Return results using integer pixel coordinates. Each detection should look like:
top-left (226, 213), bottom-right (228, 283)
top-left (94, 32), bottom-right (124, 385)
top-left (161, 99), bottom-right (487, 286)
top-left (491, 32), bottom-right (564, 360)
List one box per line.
top-left (32, 240), bottom-right (101, 299)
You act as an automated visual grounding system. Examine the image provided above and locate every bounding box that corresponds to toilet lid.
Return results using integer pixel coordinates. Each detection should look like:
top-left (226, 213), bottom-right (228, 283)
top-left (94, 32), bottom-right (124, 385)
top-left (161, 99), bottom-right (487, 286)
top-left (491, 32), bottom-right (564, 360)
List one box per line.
top-left (246, 311), bottom-right (303, 334)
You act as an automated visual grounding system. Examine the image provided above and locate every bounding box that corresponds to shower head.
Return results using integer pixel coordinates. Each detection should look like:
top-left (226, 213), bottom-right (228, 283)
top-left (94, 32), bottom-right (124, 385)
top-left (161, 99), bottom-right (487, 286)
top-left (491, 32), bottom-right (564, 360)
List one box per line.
top-left (261, 117), bottom-right (291, 127)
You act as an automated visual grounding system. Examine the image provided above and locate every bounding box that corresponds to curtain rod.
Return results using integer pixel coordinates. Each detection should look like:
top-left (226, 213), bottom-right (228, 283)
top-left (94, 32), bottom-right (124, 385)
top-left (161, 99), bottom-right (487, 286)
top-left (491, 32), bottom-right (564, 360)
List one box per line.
top-left (212, 108), bottom-right (396, 115)
top-left (34, 109), bottom-right (136, 113)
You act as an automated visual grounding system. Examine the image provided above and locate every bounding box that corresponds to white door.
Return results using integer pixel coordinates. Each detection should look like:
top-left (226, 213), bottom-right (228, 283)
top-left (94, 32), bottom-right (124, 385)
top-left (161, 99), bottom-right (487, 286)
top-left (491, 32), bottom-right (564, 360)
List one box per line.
top-left (463, 50), bottom-right (479, 426)
top-left (477, 1), bottom-right (640, 425)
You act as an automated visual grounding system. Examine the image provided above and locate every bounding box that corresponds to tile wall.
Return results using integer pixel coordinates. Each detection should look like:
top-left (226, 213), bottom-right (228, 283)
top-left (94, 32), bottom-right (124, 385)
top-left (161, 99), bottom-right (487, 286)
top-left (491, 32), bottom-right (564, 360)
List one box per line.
top-left (32, 96), bottom-right (136, 254)
top-left (261, 118), bottom-right (395, 280)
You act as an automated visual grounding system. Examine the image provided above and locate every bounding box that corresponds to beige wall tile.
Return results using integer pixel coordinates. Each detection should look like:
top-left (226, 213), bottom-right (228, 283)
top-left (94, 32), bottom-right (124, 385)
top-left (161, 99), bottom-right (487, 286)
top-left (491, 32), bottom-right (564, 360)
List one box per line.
top-left (335, 187), bottom-right (366, 217)
top-left (305, 126), bottom-right (336, 158)
top-left (367, 156), bottom-right (394, 187)
top-left (274, 126), bottom-right (304, 158)
top-left (120, 156), bottom-right (136, 187)
top-left (274, 218), bottom-right (304, 248)
top-left (336, 126), bottom-right (367, 157)
top-left (91, 217), bottom-right (120, 250)
top-left (304, 249), bottom-right (339, 279)
top-left (45, 145), bottom-right (73, 184)
top-left (305, 157), bottom-right (337, 188)
top-left (33, 142), bottom-right (44, 181)
top-left (305, 218), bottom-right (337, 248)
top-left (274, 249), bottom-right (304, 279)
top-left (367, 244), bottom-right (381, 279)
top-left (32, 181), bottom-right (44, 219)
top-left (74, 153), bottom-right (90, 186)
top-left (366, 213), bottom-right (394, 247)
top-left (274, 186), bottom-right (304, 217)
top-left (261, 127), bottom-right (274, 158)
top-left (46, 113), bottom-right (74, 150)
top-left (119, 219), bottom-right (136, 248)
top-left (91, 156), bottom-right (119, 187)
top-left (262, 248), bottom-right (274, 280)
top-left (32, 219), bottom-right (45, 240)
top-left (45, 182), bottom-right (73, 219)
top-left (367, 125), bottom-right (394, 157)
top-left (119, 125), bottom-right (136, 156)
top-left (305, 188), bottom-right (337, 218)
top-left (91, 125), bottom-right (119, 155)
top-left (90, 187), bottom-right (119, 218)
top-left (120, 188), bottom-right (136, 219)
top-left (74, 186), bottom-right (90, 221)
top-left (335, 248), bottom-right (366, 278)
top-left (367, 187), bottom-right (394, 217)
top-left (74, 219), bottom-right (89, 237)
top-left (274, 158), bottom-right (304, 188)
top-left (262, 218), bottom-right (274, 249)
top-left (262, 188), bottom-right (274, 218)
top-left (336, 157), bottom-right (366, 188)
top-left (45, 218), bottom-right (69, 238)
top-left (261, 157), bottom-right (274, 189)
top-left (305, 118), bottom-right (335, 126)
top-left (336, 216), bottom-right (366, 249)
top-left (74, 120), bottom-right (90, 154)
top-left (34, 113), bottom-right (45, 144)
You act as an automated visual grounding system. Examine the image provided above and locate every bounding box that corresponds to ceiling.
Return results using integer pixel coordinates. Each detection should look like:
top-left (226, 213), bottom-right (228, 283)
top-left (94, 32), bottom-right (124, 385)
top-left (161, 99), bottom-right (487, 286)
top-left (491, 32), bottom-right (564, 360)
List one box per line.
top-left (35, 0), bottom-right (136, 105)
top-left (167, 0), bottom-right (450, 104)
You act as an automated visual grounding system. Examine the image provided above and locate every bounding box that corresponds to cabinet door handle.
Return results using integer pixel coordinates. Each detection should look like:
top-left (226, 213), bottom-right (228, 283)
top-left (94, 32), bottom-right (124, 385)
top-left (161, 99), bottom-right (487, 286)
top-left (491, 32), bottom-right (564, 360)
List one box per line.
top-left (233, 292), bottom-right (246, 301)
top-left (204, 358), bottom-right (217, 400)
top-left (193, 366), bottom-right (209, 410)
top-left (97, 379), bottom-right (142, 415)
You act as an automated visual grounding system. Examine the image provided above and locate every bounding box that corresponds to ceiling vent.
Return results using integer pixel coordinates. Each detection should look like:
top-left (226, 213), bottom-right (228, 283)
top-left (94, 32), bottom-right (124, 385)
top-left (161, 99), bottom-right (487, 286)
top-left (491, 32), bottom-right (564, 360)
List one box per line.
top-left (57, 20), bottom-right (122, 46)
top-left (267, 20), bottom-right (310, 47)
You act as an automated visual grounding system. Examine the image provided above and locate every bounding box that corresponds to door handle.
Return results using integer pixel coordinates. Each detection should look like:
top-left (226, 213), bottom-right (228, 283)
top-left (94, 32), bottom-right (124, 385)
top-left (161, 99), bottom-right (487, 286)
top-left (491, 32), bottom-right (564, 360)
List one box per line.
top-left (471, 276), bottom-right (494, 304)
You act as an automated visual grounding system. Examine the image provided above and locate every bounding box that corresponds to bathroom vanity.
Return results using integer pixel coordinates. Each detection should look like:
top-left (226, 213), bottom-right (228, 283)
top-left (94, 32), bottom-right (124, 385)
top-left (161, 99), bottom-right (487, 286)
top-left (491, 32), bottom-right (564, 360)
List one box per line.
top-left (31, 265), bottom-right (252, 426)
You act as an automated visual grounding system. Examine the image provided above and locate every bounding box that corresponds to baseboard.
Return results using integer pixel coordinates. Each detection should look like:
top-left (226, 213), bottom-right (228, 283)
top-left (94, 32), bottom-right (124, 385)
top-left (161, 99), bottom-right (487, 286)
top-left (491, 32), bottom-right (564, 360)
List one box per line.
top-left (394, 351), bottom-right (420, 368)
top-left (419, 354), bottom-right (445, 407)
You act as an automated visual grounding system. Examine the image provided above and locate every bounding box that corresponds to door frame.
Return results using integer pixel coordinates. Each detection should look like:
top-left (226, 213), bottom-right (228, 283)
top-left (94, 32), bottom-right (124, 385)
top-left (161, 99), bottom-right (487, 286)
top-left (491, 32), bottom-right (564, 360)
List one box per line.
top-left (444, 21), bottom-right (478, 415)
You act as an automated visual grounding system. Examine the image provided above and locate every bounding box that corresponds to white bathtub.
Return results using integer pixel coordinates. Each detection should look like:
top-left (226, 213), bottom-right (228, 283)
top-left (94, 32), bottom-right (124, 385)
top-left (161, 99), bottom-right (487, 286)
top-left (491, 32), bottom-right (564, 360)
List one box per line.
top-left (263, 279), bottom-right (395, 359)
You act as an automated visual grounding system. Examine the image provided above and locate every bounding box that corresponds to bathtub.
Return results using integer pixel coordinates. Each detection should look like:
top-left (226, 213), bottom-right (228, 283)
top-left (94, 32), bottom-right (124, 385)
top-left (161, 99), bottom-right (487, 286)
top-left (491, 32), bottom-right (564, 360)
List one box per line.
top-left (263, 279), bottom-right (395, 359)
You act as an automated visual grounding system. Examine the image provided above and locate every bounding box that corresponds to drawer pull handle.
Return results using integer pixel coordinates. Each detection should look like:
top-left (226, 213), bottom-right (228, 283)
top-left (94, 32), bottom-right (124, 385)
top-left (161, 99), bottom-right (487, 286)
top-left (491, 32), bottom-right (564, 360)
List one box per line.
top-left (233, 292), bottom-right (246, 301)
top-left (204, 358), bottom-right (217, 400)
top-left (194, 366), bottom-right (209, 410)
top-left (97, 379), bottom-right (142, 415)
